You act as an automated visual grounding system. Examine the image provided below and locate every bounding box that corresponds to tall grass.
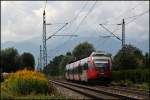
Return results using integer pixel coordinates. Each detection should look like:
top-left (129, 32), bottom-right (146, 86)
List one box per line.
top-left (1, 69), bottom-right (56, 99)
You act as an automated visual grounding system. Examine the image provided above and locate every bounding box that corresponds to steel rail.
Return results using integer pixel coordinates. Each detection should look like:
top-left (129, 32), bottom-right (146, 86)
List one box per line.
top-left (50, 79), bottom-right (149, 99)
top-left (49, 80), bottom-right (128, 99)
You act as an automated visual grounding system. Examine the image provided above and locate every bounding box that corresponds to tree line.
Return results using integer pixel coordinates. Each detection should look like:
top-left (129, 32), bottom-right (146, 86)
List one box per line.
top-left (43, 42), bottom-right (95, 76)
top-left (43, 42), bottom-right (149, 77)
top-left (1, 48), bottom-right (35, 73)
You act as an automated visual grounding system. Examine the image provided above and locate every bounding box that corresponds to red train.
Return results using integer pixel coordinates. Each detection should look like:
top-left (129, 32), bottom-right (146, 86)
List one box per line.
top-left (65, 51), bottom-right (112, 83)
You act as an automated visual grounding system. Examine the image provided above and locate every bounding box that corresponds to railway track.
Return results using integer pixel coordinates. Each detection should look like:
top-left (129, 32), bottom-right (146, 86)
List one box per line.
top-left (96, 85), bottom-right (150, 98)
top-left (49, 79), bottom-right (149, 99)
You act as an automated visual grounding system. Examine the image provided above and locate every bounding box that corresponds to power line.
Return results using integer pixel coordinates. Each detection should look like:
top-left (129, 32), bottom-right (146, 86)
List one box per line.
top-left (52, 35), bottom-right (77, 37)
top-left (69, 1), bottom-right (88, 23)
top-left (125, 9), bottom-right (149, 20)
top-left (46, 23), bottom-right (68, 41)
top-left (113, 2), bottom-right (144, 20)
top-left (102, 2), bottom-right (144, 25)
top-left (48, 1), bottom-right (97, 54)
top-left (125, 9), bottom-right (149, 25)
top-left (99, 35), bottom-right (115, 38)
top-left (45, 2), bottom-right (88, 41)
top-left (98, 9), bottom-right (149, 39)
top-left (99, 24), bottom-right (122, 41)
top-left (47, 36), bottom-right (74, 58)
top-left (44, 2), bottom-right (89, 65)
top-left (57, 1), bottom-right (88, 35)
top-left (43, 0), bottom-right (47, 11)
top-left (73, 1), bottom-right (97, 34)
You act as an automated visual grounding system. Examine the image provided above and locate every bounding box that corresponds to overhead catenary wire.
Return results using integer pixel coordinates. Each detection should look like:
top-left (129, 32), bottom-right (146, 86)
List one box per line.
top-left (98, 8), bottom-right (149, 42)
top-left (102, 9), bottom-right (149, 36)
top-left (45, 2), bottom-right (88, 39)
top-left (50, 1), bottom-right (97, 54)
top-left (47, 1), bottom-right (98, 58)
top-left (43, 0), bottom-right (47, 12)
top-left (46, 23), bottom-right (68, 41)
top-left (69, 1), bottom-right (88, 23)
top-left (125, 9), bottom-right (149, 20)
top-left (46, 2), bottom-right (89, 59)
top-left (72, 1), bottom-right (97, 34)
top-left (47, 36), bottom-right (74, 58)
top-left (126, 11), bottom-right (149, 25)
top-left (102, 1), bottom-right (144, 25)
top-left (57, 1), bottom-right (88, 34)
top-left (112, 2), bottom-right (144, 21)
top-left (99, 24), bottom-right (122, 41)
top-left (96, 2), bottom-right (147, 46)
top-left (98, 8), bottom-right (148, 43)
top-left (44, 1), bottom-right (148, 62)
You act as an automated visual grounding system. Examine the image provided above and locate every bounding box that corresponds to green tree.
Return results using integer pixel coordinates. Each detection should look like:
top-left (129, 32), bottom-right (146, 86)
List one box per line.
top-left (144, 52), bottom-right (149, 68)
top-left (113, 44), bottom-right (144, 70)
top-left (20, 52), bottom-right (35, 70)
top-left (43, 55), bottom-right (65, 76)
top-left (1, 48), bottom-right (20, 72)
top-left (59, 54), bottom-right (74, 76)
top-left (66, 51), bottom-right (72, 56)
top-left (72, 41), bottom-right (95, 60)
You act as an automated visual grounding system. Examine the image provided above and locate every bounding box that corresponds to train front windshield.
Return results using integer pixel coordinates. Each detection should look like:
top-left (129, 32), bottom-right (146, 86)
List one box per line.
top-left (94, 61), bottom-right (108, 72)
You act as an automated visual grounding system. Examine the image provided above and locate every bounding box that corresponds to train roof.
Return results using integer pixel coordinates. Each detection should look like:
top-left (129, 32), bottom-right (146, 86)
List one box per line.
top-left (90, 51), bottom-right (108, 56)
top-left (66, 51), bottom-right (111, 68)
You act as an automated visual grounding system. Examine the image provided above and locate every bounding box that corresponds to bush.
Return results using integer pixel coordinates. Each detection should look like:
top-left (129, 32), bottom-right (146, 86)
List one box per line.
top-left (138, 82), bottom-right (149, 90)
top-left (1, 69), bottom-right (51, 97)
top-left (112, 69), bottom-right (149, 83)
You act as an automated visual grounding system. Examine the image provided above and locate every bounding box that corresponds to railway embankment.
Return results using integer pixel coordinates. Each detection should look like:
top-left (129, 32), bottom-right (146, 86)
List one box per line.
top-left (49, 79), bottom-right (150, 99)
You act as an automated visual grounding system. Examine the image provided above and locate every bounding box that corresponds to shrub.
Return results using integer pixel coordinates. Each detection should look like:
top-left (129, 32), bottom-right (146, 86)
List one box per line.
top-left (112, 69), bottom-right (149, 83)
top-left (138, 82), bottom-right (149, 90)
top-left (1, 69), bottom-right (50, 96)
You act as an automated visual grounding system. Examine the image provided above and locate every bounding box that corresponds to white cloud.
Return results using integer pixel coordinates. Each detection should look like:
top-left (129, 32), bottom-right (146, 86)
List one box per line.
top-left (1, 1), bottom-right (149, 43)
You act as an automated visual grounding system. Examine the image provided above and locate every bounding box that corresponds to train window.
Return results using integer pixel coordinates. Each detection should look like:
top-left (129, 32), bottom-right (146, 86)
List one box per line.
top-left (72, 68), bottom-right (74, 74)
top-left (95, 63), bottom-right (106, 67)
top-left (95, 63), bottom-right (107, 72)
top-left (83, 63), bottom-right (88, 70)
top-left (70, 69), bottom-right (72, 74)
top-left (76, 67), bottom-right (78, 74)
top-left (78, 66), bottom-right (82, 74)
top-left (68, 69), bottom-right (70, 74)
top-left (74, 67), bottom-right (76, 74)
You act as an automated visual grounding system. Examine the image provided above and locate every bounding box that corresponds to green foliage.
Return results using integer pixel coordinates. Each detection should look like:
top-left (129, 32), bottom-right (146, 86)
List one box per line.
top-left (58, 55), bottom-right (74, 76)
top-left (43, 42), bottom-right (96, 77)
top-left (1, 69), bottom-right (60, 99)
top-left (138, 82), bottom-right (149, 90)
top-left (20, 52), bottom-right (35, 70)
top-left (143, 52), bottom-right (150, 68)
top-left (1, 47), bottom-right (35, 73)
top-left (72, 41), bottom-right (95, 60)
top-left (1, 48), bottom-right (20, 72)
top-left (43, 55), bottom-right (65, 76)
top-left (1, 70), bottom-right (50, 96)
top-left (13, 94), bottom-right (64, 99)
top-left (112, 69), bottom-right (149, 83)
top-left (113, 44), bottom-right (144, 70)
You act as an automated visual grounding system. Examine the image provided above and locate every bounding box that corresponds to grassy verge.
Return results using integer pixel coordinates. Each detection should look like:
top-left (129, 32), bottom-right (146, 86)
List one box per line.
top-left (111, 69), bottom-right (149, 90)
top-left (1, 69), bottom-right (63, 99)
top-left (14, 94), bottom-right (64, 99)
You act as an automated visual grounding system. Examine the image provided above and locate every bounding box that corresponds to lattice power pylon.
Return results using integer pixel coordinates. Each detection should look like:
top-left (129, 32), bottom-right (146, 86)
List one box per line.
top-left (42, 10), bottom-right (77, 70)
top-left (42, 10), bottom-right (47, 69)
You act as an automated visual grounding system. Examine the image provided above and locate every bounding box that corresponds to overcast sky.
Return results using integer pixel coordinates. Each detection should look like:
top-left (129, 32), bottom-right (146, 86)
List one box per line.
top-left (1, 1), bottom-right (149, 43)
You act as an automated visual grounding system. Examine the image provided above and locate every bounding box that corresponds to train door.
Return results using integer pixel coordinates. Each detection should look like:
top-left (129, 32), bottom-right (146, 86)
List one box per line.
top-left (78, 61), bottom-right (82, 81)
top-left (86, 58), bottom-right (97, 80)
top-left (80, 59), bottom-right (88, 82)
